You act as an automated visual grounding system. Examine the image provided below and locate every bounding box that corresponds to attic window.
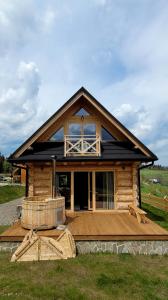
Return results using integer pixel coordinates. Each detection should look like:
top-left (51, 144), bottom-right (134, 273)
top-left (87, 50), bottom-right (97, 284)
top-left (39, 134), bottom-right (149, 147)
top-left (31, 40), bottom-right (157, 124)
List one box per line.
top-left (74, 108), bottom-right (90, 116)
top-left (50, 127), bottom-right (64, 141)
top-left (101, 127), bottom-right (116, 141)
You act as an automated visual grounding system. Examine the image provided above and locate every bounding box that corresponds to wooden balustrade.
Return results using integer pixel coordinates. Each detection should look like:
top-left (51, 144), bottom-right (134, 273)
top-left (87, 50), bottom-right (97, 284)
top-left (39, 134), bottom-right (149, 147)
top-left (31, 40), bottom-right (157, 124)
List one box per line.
top-left (64, 135), bottom-right (100, 156)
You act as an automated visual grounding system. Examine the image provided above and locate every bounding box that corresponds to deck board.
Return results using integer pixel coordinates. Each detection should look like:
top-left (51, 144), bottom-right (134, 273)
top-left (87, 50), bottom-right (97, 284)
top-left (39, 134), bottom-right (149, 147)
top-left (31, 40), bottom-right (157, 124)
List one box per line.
top-left (1, 212), bottom-right (168, 241)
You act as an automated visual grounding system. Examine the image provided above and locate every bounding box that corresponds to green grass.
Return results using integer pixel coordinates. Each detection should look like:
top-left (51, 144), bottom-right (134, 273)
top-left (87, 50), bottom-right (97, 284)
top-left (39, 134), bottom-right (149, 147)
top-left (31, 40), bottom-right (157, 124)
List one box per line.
top-left (141, 169), bottom-right (168, 184)
top-left (142, 202), bottom-right (168, 230)
top-left (141, 169), bottom-right (168, 198)
top-left (141, 182), bottom-right (168, 197)
top-left (0, 253), bottom-right (168, 300)
top-left (0, 226), bottom-right (9, 234)
top-left (140, 169), bottom-right (168, 230)
top-left (0, 185), bottom-right (25, 204)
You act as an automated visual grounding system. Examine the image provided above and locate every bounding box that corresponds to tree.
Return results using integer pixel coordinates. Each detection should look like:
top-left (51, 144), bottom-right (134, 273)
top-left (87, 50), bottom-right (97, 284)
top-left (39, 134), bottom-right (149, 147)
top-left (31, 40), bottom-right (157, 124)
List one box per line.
top-left (3, 160), bottom-right (12, 173)
top-left (0, 153), bottom-right (5, 173)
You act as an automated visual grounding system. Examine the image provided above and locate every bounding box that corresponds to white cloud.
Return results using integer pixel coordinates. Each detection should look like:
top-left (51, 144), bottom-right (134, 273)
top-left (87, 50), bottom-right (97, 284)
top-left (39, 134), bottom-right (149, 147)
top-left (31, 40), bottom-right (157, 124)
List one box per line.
top-left (42, 8), bottom-right (56, 33)
top-left (0, 61), bottom-right (41, 154)
top-left (0, 0), bottom-right (38, 55)
top-left (112, 101), bottom-right (168, 165)
top-left (113, 103), bottom-right (152, 139)
top-left (148, 138), bottom-right (168, 166)
top-left (93, 0), bottom-right (107, 6)
top-left (120, 4), bottom-right (168, 72)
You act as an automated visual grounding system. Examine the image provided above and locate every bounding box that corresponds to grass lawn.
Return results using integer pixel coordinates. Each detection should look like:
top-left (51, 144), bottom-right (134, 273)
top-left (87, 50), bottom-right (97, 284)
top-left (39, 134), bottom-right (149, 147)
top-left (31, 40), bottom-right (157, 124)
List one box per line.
top-left (142, 202), bottom-right (168, 230)
top-left (0, 185), bottom-right (25, 204)
top-left (141, 181), bottom-right (168, 198)
top-left (0, 252), bottom-right (167, 300)
top-left (141, 169), bottom-right (168, 184)
top-left (0, 225), bottom-right (9, 234)
top-left (141, 169), bottom-right (168, 198)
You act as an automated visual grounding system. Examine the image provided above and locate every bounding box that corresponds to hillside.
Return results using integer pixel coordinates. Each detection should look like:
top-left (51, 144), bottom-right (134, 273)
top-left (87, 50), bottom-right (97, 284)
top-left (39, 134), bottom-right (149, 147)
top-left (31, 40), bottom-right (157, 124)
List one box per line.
top-left (141, 168), bottom-right (168, 198)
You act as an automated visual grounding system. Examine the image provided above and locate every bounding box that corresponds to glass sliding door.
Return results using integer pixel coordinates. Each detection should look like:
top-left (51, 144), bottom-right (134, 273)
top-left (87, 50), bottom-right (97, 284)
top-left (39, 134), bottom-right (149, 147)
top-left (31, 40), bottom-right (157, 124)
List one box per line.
top-left (95, 172), bottom-right (114, 209)
top-left (56, 172), bottom-right (71, 209)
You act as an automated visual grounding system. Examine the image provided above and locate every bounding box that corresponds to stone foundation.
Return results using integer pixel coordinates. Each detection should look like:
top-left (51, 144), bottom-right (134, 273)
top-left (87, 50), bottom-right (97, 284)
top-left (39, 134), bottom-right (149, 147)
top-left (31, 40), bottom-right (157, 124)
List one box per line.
top-left (76, 241), bottom-right (168, 255)
top-left (1, 240), bottom-right (168, 255)
top-left (0, 242), bottom-right (20, 252)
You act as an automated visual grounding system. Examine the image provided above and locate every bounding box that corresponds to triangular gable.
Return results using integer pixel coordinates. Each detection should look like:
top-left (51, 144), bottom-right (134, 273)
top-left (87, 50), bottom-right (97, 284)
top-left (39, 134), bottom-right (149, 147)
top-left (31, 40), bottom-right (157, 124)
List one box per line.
top-left (10, 87), bottom-right (157, 160)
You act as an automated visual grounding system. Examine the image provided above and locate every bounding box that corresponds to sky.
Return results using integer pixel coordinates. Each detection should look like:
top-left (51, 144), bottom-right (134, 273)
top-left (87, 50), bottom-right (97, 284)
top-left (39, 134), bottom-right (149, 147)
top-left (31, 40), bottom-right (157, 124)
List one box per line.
top-left (0, 0), bottom-right (168, 165)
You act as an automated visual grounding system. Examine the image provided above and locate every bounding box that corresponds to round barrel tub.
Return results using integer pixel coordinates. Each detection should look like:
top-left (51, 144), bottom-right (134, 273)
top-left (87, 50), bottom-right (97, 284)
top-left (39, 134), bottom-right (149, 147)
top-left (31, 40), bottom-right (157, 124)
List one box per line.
top-left (21, 196), bottom-right (65, 230)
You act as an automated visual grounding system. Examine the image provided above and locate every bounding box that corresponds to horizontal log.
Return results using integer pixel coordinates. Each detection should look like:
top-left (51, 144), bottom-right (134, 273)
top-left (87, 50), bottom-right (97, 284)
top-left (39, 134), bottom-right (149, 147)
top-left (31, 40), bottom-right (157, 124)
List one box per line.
top-left (34, 184), bottom-right (51, 189)
top-left (117, 180), bottom-right (132, 187)
top-left (117, 195), bottom-right (134, 201)
top-left (117, 173), bottom-right (132, 180)
top-left (116, 202), bottom-right (133, 209)
top-left (33, 173), bottom-right (52, 180)
top-left (34, 177), bottom-right (51, 182)
top-left (117, 188), bottom-right (133, 195)
top-left (34, 171), bottom-right (51, 176)
top-left (118, 166), bottom-right (132, 173)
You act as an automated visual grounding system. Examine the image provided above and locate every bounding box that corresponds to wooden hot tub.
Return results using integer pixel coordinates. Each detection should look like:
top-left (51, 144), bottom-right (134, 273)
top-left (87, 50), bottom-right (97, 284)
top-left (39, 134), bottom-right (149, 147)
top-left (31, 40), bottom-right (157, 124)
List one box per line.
top-left (21, 196), bottom-right (65, 230)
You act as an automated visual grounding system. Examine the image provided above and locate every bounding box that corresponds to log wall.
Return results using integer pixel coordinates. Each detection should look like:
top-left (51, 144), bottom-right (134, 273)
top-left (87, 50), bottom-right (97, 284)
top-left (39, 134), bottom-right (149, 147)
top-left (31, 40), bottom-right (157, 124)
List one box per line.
top-left (115, 164), bottom-right (139, 209)
top-left (27, 162), bottom-right (139, 210)
top-left (28, 163), bottom-right (52, 197)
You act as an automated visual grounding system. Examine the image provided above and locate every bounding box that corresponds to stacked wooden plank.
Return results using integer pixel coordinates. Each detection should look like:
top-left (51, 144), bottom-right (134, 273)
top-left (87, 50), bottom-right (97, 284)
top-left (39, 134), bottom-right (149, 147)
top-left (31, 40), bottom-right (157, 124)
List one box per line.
top-left (11, 229), bottom-right (76, 262)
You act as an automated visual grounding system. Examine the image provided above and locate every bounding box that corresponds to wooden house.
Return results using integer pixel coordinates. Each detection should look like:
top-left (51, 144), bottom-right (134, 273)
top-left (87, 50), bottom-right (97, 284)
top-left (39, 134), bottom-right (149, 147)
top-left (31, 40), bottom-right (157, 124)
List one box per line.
top-left (9, 87), bottom-right (157, 212)
top-left (2, 87), bottom-right (168, 255)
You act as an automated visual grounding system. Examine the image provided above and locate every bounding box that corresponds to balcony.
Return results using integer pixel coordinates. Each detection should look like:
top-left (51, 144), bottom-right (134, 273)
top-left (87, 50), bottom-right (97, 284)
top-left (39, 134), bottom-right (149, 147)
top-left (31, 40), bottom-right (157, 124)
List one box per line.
top-left (64, 135), bottom-right (101, 156)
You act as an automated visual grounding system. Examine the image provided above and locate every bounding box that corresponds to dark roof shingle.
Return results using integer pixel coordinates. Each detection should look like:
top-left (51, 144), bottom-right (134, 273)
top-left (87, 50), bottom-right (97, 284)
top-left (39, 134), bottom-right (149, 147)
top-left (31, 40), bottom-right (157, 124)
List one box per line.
top-left (8, 141), bottom-right (155, 163)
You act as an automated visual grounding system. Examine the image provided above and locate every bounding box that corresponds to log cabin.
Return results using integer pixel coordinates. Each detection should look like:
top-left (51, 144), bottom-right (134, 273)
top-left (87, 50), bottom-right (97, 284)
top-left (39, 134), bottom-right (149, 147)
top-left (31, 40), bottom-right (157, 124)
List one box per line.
top-left (9, 87), bottom-right (158, 214)
top-left (2, 87), bottom-right (168, 256)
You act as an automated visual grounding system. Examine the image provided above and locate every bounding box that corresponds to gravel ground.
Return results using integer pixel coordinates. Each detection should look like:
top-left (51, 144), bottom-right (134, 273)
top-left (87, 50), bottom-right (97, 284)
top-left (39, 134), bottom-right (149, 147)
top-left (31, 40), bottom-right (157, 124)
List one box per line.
top-left (0, 198), bottom-right (23, 225)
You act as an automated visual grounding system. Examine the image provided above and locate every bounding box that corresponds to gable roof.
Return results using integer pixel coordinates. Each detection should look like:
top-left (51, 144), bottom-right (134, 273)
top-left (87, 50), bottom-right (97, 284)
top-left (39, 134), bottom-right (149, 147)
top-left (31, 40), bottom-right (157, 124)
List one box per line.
top-left (10, 87), bottom-right (157, 161)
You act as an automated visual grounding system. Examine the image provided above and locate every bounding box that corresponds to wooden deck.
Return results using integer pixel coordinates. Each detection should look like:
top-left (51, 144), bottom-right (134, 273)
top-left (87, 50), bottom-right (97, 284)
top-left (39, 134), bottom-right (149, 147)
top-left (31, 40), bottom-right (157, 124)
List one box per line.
top-left (1, 212), bottom-right (168, 241)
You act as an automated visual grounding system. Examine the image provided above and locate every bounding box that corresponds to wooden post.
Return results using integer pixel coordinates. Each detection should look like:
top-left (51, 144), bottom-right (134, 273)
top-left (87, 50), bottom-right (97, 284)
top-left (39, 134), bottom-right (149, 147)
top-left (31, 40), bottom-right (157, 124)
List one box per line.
top-left (92, 172), bottom-right (96, 211)
top-left (88, 172), bottom-right (90, 210)
top-left (51, 156), bottom-right (57, 198)
top-left (71, 172), bottom-right (74, 211)
top-left (25, 166), bottom-right (29, 197)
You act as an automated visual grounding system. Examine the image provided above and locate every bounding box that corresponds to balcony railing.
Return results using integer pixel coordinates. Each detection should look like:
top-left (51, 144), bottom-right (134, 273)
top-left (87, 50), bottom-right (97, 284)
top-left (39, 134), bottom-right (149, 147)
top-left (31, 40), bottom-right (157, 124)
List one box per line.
top-left (64, 135), bottom-right (101, 156)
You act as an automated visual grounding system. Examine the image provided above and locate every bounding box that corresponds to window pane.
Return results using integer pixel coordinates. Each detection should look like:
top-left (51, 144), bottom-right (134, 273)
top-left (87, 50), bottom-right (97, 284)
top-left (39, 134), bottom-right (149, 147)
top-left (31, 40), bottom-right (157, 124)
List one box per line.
top-left (83, 123), bottom-right (96, 136)
top-left (56, 172), bottom-right (71, 209)
top-left (69, 123), bottom-right (81, 135)
top-left (75, 108), bottom-right (90, 116)
top-left (101, 127), bottom-right (116, 141)
top-left (96, 172), bottom-right (114, 209)
top-left (50, 127), bottom-right (64, 141)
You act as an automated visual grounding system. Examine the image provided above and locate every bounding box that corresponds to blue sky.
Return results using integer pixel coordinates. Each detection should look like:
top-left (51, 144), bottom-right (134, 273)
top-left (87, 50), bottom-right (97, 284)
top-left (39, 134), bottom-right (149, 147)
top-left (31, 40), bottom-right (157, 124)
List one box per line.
top-left (0, 0), bottom-right (168, 165)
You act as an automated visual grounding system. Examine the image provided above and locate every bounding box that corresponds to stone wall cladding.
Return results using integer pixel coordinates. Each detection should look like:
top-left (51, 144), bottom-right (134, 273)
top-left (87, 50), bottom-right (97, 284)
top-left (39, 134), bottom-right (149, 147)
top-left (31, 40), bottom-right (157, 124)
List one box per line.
top-left (0, 240), bottom-right (168, 255)
top-left (0, 242), bottom-right (20, 252)
top-left (76, 241), bottom-right (168, 255)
